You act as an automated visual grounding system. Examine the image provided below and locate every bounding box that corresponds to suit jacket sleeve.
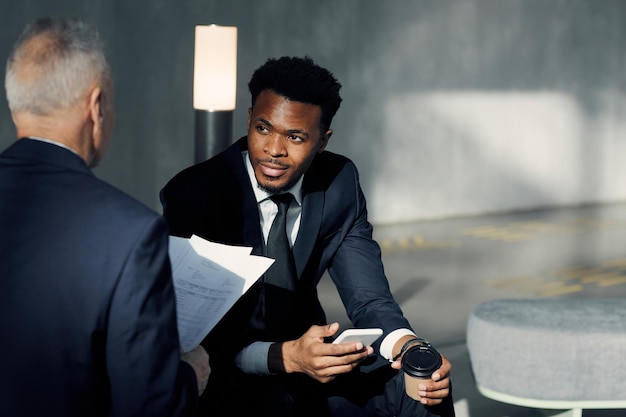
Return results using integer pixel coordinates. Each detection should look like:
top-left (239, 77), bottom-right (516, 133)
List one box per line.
top-left (105, 216), bottom-right (198, 417)
top-left (325, 161), bottom-right (413, 343)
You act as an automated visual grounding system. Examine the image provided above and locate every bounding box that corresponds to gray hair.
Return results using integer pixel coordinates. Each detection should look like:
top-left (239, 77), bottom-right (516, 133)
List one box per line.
top-left (5, 17), bottom-right (111, 115)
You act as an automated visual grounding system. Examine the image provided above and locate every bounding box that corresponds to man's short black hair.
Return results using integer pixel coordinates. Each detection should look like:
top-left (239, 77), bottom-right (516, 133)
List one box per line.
top-left (248, 56), bottom-right (342, 133)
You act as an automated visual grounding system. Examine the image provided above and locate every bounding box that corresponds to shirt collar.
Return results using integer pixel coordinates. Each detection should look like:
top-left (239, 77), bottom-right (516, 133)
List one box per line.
top-left (242, 150), bottom-right (303, 205)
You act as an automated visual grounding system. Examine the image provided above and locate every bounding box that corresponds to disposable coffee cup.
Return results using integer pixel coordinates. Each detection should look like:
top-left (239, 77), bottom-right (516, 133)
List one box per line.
top-left (401, 344), bottom-right (442, 401)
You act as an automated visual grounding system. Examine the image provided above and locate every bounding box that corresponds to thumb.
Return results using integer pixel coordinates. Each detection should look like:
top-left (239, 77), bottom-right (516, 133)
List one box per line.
top-left (324, 322), bottom-right (340, 337)
top-left (305, 322), bottom-right (340, 342)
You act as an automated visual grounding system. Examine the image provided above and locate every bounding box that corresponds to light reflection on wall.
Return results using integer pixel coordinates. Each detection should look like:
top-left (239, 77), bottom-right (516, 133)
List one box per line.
top-left (370, 91), bottom-right (626, 224)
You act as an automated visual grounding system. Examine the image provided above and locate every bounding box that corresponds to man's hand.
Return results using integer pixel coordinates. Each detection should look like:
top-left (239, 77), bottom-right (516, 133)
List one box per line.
top-left (390, 345), bottom-right (452, 406)
top-left (282, 322), bottom-right (374, 383)
top-left (181, 345), bottom-right (210, 396)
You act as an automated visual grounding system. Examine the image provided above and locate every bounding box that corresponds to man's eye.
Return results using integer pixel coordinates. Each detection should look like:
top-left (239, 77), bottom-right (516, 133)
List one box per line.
top-left (288, 135), bottom-right (303, 142)
top-left (256, 125), bottom-right (268, 133)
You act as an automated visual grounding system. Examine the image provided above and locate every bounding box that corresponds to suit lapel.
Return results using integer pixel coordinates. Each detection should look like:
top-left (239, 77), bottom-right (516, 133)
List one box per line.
top-left (228, 139), bottom-right (265, 255)
top-left (242, 190), bottom-right (264, 256)
top-left (293, 175), bottom-right (324, 278)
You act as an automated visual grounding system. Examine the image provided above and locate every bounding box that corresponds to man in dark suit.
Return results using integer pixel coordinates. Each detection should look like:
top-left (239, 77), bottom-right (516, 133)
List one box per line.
top-left (161, 56), bottom-right (454, 417)
top-left (0, 17), bottom-right (210, 416)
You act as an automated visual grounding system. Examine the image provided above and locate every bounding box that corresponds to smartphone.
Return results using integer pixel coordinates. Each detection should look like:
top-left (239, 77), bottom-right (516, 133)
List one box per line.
top-left (332, 328), bottom-right (383, 346)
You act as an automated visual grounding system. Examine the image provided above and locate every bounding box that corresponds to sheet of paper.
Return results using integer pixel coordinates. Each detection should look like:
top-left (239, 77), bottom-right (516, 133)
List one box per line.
top-left (169, 235), bottom-right (274, 352)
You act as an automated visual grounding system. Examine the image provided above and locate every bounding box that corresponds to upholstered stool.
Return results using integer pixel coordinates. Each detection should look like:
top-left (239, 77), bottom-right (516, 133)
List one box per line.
top-left (467, 298), bottom-right (626, 417)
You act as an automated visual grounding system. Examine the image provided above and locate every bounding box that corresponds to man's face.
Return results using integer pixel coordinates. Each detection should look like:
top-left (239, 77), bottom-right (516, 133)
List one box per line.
top-left (247, 90), bottom-right (331, 194)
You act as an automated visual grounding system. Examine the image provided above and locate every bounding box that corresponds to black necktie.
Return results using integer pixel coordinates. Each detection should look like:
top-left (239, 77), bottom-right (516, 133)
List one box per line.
top-left (264, 193), bottom-right (297, 291)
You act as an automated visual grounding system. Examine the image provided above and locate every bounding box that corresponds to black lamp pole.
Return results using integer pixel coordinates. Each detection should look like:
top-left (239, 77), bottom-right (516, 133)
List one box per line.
top-left (194, 109), bottom-right (232, 164)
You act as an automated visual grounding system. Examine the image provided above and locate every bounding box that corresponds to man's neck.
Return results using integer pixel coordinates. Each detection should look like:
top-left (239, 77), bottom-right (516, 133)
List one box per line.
top-left (13, 109), bottom-right (93, 166)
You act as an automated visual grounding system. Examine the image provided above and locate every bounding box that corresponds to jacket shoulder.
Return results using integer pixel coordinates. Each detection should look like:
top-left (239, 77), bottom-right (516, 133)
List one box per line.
top-left (305, 150), bottom-right (358, 191)
top-left (162, 141), bottom-right (243, 197)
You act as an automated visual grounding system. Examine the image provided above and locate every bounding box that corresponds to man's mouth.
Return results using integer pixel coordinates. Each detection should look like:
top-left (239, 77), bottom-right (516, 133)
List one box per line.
top-left (258, 160), bottom-right (288, 178)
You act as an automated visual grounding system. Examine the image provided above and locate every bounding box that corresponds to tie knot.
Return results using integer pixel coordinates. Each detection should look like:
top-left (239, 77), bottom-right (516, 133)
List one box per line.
top-left (270, 193), bottom-right (293, 211)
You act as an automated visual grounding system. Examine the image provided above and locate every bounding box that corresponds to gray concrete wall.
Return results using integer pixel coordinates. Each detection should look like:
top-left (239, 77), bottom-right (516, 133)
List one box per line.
top-left (2, 0), bottom-right (626, 224)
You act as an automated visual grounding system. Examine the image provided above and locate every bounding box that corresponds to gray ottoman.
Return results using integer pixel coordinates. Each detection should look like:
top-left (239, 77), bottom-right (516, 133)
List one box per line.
top-left (467, 298), bottom-right (626, 417)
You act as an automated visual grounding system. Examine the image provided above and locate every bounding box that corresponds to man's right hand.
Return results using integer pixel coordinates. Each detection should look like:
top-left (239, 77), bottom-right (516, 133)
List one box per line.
top-left (181, 345), bottom-right (210, 395)
top-left (281, 322), bottom-right (374, 383)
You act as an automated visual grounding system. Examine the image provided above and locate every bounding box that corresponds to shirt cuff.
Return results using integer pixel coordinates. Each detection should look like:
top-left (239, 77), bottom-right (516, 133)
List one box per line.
top-left (234, 341), bottom-right (272, 374)
top-left (379, 328), bottom-right (417, 361)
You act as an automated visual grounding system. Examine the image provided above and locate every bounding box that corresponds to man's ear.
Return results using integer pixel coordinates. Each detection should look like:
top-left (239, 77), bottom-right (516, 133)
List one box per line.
top-left (318, 129), bottom-right (333, 153)
top-left (86, 86), bottom-right (105, 167)
top-left (88, 86), bottom-right (103, 130)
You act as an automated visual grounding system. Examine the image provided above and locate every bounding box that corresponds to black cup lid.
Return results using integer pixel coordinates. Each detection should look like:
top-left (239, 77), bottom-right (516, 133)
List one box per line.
top-left (401, 345), bottom-right (442, 378)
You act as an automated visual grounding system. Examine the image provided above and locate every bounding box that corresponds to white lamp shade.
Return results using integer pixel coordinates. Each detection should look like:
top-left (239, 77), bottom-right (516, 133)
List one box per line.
top-left (193, 25), bottom-right (237, 111)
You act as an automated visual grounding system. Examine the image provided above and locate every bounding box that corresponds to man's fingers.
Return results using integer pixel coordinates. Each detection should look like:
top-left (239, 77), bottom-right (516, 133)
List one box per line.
top-left (323, 340), bottom-right (373, 358)
top-left (304, 322), bottom-right (340, 341)
top-left (306, 343), bottom-right (371, 371)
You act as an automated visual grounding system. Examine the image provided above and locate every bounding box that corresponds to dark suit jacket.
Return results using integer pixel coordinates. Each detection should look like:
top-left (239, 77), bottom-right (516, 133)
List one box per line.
top-left (161, 138), bottom-right (412, 371)
top-left (0, 139), bottom-right (197, 417)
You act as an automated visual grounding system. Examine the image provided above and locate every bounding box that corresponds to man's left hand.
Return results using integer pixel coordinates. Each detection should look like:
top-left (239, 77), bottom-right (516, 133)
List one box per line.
top-left (391, 349), bottom-right (451, 405)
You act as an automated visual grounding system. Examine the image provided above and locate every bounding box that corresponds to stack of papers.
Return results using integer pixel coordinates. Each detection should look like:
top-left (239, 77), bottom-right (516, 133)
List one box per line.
top-left (169, 235), bottom-right (274, 352)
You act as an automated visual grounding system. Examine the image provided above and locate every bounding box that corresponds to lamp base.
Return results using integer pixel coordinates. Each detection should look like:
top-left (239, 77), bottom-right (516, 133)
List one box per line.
top-left (194, 110), bottom-right (233, 163)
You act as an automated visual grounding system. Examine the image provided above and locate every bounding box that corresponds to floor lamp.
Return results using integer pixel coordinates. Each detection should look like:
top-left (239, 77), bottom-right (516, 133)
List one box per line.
top-left (193, 24), bottom-right (237, 163)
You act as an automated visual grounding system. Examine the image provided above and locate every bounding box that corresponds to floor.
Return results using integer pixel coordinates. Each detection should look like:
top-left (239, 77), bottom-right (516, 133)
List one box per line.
top-left (318, 201), bottom-right (626, 417)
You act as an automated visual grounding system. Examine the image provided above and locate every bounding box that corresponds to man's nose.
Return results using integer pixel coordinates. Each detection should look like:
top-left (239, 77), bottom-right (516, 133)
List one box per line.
top-left (265, 135), bottom-right (287, 157)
